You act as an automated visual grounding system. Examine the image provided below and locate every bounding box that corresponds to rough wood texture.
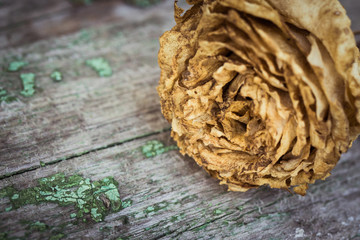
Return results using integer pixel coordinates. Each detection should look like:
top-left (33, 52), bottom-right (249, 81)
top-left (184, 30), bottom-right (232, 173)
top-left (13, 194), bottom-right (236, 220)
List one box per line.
top-left (1, 133), bottom-right (360, 240)
top-left (0, 0), bottom-right (168, 49)
top-left (0, 0), bottom-right (360, 239)
top-left (0, 4), bottom-right (172, 177)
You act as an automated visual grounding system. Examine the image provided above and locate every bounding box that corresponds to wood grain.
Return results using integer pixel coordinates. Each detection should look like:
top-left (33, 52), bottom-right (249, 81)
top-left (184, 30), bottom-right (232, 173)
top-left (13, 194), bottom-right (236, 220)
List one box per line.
top-left (0, 1), bottom-right (360, 240)
top-left (1, 132), bottom-right (359, 239)
top-left (0, 3), bottom-right (174, 178)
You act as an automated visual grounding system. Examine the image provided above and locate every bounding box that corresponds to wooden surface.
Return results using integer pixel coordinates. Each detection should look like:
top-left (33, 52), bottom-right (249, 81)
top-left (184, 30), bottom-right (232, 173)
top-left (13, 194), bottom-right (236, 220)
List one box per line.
top-left (0, 0), bottom-right (360, 239)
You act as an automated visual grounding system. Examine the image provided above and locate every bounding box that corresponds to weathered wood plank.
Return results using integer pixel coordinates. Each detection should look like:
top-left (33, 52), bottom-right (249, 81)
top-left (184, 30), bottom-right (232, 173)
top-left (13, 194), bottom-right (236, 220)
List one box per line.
top-left (0, 0), bottom-right (71, 29)
top-left (0, 0), bottom-right (167, 49)
top-left (0, 1), bottom-right (359, 239)
top-left (0, 132), bottom-right (359, 239)
top-left (0, 2), bottom-right (175, 178)
top-left (0, 0), bottom-right (72, 49)
top-left (0, 0), bottom-right (358, 49)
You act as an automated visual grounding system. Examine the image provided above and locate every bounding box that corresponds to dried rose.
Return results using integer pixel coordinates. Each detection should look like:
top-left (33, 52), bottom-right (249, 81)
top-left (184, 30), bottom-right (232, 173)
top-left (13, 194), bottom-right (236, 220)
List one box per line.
top-left (158, 0), bottom-right (360, 195)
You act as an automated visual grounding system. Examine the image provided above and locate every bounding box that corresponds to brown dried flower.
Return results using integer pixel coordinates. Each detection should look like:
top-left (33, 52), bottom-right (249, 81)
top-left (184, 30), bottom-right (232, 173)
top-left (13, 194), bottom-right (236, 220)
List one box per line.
top-left (158, 0), bottom-right (360, 195)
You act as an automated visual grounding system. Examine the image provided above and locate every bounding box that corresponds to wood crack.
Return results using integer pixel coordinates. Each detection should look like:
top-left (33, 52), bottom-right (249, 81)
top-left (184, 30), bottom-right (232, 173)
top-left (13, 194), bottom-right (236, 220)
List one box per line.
top-left (0, 127), bottom-right (171, 181)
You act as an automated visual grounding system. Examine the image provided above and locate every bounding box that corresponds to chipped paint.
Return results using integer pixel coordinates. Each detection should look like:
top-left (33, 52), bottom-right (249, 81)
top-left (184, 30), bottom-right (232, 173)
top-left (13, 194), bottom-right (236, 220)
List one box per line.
top-left (0, 87), bottom-right (17, 103)
top-left (121, 199), bottom-right (133, 208)
top-left (20, 73), bottom-right (36, 97)
top-left (50, 71), bottom-right (63, 82)
top-left (0, 173), bottom-right (124, 222)
top-left (86, 57), bottom-right (112, 77)
top-left (213, 209), bottom-right (223, 215)
top-left (144, 201), bottom-right (169, 214)
top-left (141, 140), bottom-right (178, 158)
top-left (8, 61), bottom-right (27, 71)
top-left (28, 221), bottom-right (48, 232)
top-left (170, 212), bottom-right (185, 222)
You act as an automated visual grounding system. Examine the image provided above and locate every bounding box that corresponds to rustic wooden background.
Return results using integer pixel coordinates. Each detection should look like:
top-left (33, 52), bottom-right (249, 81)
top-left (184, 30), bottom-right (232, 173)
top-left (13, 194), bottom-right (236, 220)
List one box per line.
top-left (0, 0), bottom-right (359, 239)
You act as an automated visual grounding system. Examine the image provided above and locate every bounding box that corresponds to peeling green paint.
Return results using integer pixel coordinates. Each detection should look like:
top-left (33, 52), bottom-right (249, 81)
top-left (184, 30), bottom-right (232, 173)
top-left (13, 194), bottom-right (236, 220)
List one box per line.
top-left (222, 220), bottom-right (229, 226)
top-left (8, 61), bottom-right (27, 71)
top-left (0, 88), bottom-right (17, 103)
top-left (0, 173), bottom-right (124, 222)
top-left (20, 73), bottom-right (36, 97)
top-left (121, 199), bottom-right (132, 208)
top-left (50, 71), bottom-right (62, 82)
top-left (11, 194), bottom-right (19, 200)
top-left (237, 206), bottom-right (244, 211)
top-left (170, 212), bottom-right (186, 222)
top-left (213, 209), bottom-right (223, 215)
top-left (141, 140), bottom-right (178, 158)
top-left (86, 57), bottom-right (112, 77)
top-left (144, 201), bottom-right (169, 214)
top-left (0, 88), bottom-right (6, 96)
top-left (28, 221), bottom-right (48, 232)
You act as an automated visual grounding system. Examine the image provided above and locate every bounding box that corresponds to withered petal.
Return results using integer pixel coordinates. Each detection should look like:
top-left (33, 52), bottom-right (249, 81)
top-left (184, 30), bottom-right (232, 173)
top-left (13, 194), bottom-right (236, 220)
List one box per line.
top-left (158, 0), bottom-right (360, 195)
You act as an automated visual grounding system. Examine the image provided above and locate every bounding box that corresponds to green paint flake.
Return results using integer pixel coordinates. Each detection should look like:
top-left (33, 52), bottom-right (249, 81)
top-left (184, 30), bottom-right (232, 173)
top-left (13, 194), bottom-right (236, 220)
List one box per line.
top-left (170, 213), bottom-right (185, 222)
top-left (85, 57), bottom-right (112, 77)
top-left (50, 71), bottom-right (62, 82)
top-left (0, 88), bottom-right (17, 103)
top-left (121, 199), bottom-right (132, 208)
top-left (28, 221), bottom-right (48, 232)
top-left (213, 209), bottom-right (223, 215)
top-left (144, 201), bottom-right (169, 214)
top-left (0, 173), bottom-right (124, 222)
top-left (8, 61), bottom-right (27, 71)
top-left (11, 194), bottom-right (19, 200)
top-left (170, 216), bottom-right (179, 222)
top-left (222, 220), bottom-right (229, 226)
top-left (141, 140), bottom-right (178, 158)
top-left (20, 73), bottom-right (36, 97)
top-left (91, 208), bottom-right (102, 220)
top-left (146, 206), bottom-right (155, 212)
